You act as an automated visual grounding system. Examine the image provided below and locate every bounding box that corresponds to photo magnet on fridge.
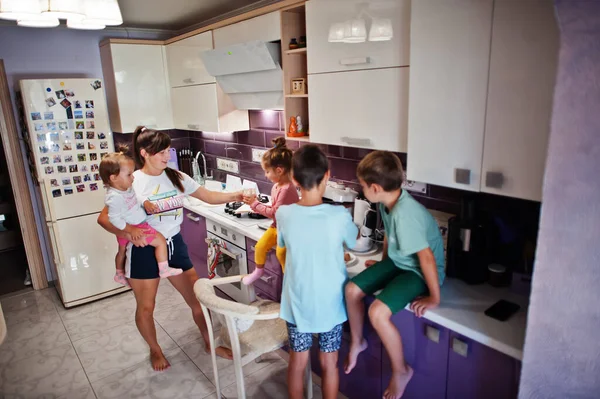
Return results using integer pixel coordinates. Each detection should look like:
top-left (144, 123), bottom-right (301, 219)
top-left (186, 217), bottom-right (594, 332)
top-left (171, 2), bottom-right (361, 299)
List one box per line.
top-left (69, 165), bottom-right (78, 173)
top-left (73, 176), bottom-right (82, 184)
top-left (36, 134), bottom-right (46, 142)
top-left (100, 141), bottom-right (108, 149)
top-left (45, 166), bottom-right (54, 174)
top-left (91, 164), bottom-right (98, 172)
top-left (44, 112), bottom-right (54, 120)
top-left (34, 122), bottom-right (44, 132)
top-left (40, 156), bottom-right (49, 164)
top-left (45, 97), bottom-right (56, 107)
top-left (53, 155), bottom-right (61, 163)
top-left (57, 166), bottom-right (67, 173)
top-left (85, 100), bottom-right (94, 109)
top-left (66, 106), bottom-right (73, 120)
top-left (77, 154), bottom-right (86, 162)
top-left (58, 122), bottom-right (68, 130)
top-left (74, 110), bottom-right (83, 119)
top-left (64, 187), bottom-right (74, 195)
top-left (84, 174), bottom-right (91, 182)
top-left (50, 179), bottom-right (59, 187)
top-left (90, 153), bottom-right (98, 161)
top-left (76, 184), bottom-right (85, 193)
top-left (49, 132), bottom-right (59, 141)
top-left (55, 90), bottom-right (66, 99)
top-left (86, 131), bottom-right (95, 139)
top-left (86, 121), bottom-right (95, 129)
top-left (76, 143), bottom-right (85, 150)
top-left (88, 142), bottom-right (96, 150)
top-left (86, 111), bottom-right (94, 119)
top-left (31, 112), bottom-right (41, 120)
top-left (98, 132), bottom-right (106, 139)
top-left (62, 177), bottom-right (71, 185)
top-left (52, 189), bottom-right (62, 198)
top-left (90, 183), bottom-right (99, 191)
top-left (64, 155), bottom-right (73, 163)
top-left (39, 145), bottom-right (49, 154)
top-left (81, 165), bottom-right (88, 172)
top-left (75, 121), bottom-right (84, 129)
top-left (90, 80), bottom-right (102, 90)
top-left (46, 122), bottom-right (57, 130)
top-left (74, 100), bottom-right (82, 109)
top-left (51, 144), bottom-right (60, 152)
top-left (60, 99), bottom-right (72, 109)
top-left (63, 143), bottom-right (72, 151)
top-left (75, 131), bottom-right (83, 140)
top-left (94, 173), bottom-right (100, 181)
top-left (65, 89), bottom-right (75, 97)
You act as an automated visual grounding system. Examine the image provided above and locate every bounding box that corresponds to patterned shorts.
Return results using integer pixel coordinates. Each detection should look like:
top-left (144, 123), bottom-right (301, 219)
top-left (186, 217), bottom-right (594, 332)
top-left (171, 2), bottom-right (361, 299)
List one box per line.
top-left (286, 322), bottom-right (343, 353)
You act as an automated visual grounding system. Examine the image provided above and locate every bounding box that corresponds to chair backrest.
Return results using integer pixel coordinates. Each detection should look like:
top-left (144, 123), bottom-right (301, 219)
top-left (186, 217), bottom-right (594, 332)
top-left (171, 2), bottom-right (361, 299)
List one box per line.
top-left (194, 278), bottom-right (260, 319)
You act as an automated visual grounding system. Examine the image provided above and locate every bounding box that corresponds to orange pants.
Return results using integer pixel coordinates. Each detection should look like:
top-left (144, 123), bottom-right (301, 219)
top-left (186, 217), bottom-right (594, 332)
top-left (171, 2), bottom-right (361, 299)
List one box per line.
top-left (254, 227), bottom-right (286, 272)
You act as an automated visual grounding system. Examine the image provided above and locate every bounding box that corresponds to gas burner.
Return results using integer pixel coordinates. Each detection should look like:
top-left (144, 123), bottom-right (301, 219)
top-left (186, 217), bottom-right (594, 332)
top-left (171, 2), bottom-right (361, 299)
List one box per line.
top-left (223, 201), bottom-right (268, 220)
top-left (224, 202), bottom-right (244, 215)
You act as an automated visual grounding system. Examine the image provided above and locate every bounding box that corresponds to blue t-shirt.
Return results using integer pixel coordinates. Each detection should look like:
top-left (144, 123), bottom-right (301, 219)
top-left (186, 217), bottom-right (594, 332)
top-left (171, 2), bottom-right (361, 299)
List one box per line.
top-left (380, 190), bottom-right (445, 285)
top-left (276, 203), bottom-right (358, 333)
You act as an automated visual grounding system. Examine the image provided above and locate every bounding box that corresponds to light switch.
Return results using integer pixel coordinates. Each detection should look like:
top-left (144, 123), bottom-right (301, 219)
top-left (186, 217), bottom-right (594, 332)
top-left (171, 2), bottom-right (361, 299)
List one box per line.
top-left (452, 337), bottom-right (469, 357)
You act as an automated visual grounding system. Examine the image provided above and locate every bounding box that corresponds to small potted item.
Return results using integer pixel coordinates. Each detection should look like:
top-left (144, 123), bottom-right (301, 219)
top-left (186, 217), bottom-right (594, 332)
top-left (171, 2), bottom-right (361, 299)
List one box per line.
top-left (288, 116), bottom-right (298, 136)
top-left (299, 36), bottom-right (306, 48)
top-left (289, 38), bottom-right (299, 49)
top-left (291, 78), bottom-right (306, 95)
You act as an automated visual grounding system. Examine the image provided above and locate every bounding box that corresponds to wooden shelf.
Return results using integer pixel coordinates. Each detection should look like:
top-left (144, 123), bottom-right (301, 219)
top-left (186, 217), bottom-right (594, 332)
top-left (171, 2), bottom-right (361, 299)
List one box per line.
top-left (285, 135), bottom-right (310, 142)
top-left (285, 94), bottom-right (308, 98)
top-left (284, 47), bottom-right (307, 55)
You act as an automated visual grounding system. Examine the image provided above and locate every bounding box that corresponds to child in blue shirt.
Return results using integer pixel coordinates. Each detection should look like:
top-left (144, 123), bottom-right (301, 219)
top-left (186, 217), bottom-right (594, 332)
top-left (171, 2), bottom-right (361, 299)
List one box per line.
top-left (344, 151), bottom-right (444, 399)
top-left (276, 145), bottom-right (358, 399)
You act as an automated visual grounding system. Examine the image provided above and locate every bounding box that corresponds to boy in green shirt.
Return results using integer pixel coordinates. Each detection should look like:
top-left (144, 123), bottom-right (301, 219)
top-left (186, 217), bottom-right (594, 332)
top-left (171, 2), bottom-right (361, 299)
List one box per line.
top-left (344, 151), bottom-right (445, 399)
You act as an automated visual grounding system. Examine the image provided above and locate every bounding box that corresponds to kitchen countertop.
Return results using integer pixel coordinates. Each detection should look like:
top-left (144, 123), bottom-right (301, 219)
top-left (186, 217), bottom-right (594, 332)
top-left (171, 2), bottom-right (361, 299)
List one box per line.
top-left (184, 199), bottom-right (528, 361)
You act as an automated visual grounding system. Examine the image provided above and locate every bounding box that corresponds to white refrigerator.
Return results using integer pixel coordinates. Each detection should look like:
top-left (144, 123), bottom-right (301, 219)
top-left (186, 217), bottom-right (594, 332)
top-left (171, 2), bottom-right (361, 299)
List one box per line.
top-left (20, 78), bottom-right (129, 308)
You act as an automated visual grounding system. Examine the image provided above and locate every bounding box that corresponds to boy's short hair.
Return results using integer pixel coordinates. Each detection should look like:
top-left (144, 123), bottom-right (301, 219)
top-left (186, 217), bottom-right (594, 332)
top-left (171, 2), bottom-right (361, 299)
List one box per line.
top-left (292, 145), bottom-right (329, 190)
top-left (357, 151), bottom-right (404, 192)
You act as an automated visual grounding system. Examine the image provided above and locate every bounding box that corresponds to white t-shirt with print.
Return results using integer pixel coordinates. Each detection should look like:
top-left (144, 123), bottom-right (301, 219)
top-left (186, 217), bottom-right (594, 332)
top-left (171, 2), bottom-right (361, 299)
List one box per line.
top-left (105, 187), bottom-right (147, 230)
top-left (132, 170), bottom-right (200, 239)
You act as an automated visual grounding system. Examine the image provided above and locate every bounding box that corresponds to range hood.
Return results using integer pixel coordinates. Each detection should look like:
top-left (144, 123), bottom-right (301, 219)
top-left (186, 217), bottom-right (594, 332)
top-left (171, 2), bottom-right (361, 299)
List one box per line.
top-left (200, 41), bottom-right (283, 110)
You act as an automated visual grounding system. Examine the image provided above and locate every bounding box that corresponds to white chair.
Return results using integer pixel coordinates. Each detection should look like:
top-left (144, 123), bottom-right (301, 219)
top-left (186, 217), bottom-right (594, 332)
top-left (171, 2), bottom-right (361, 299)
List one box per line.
top-left (194, 276), bottom-right (313, 399)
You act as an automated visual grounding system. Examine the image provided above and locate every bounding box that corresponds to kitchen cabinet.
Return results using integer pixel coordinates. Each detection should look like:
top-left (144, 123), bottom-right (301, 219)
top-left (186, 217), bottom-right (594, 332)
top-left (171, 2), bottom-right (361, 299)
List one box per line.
top-left (407, 0), bottom-right (558, 201)
top-left (480, 0), bottom-right (558, 201)
top-left (305, 0), bottom-right (411, 74)
top-left (100, 42), bottom-right (173, 133)
top-left (171, 84), bottom-right (249, 133)
top-left (382, 310), bottom-right (450, 399)
top-left (407, 0), bottom-right (493, 192)
top-left (165, 32), bottom-right (215, 88)
top-left (446, 332), bottom-right (520, 399)
top-left (213, 11), bottom-right (281, 48)
top-left (308, 68), bottom-right (409, 151)
top-left (181, 209), bottom-right (208, 279)
top-left (246, 236), bottom-right (283, 302)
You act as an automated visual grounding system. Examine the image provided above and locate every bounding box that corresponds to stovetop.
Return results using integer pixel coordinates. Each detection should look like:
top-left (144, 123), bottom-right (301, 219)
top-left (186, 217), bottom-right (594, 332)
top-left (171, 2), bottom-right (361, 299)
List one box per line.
top-left (207, 195), bottom-right (271, 227)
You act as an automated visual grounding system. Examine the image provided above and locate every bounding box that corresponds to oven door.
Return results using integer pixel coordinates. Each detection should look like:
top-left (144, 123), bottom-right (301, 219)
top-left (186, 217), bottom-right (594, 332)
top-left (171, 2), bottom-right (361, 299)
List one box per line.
top-left (206, 231), bottom-right (254, 304)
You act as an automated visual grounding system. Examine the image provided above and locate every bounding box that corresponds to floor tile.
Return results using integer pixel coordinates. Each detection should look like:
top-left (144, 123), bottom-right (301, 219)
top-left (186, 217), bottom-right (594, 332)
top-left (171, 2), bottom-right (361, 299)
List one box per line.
top-left (154, 279), bottom-right (186, 312)
top-left (92, 348), bottom-right (215, 399)
top-left (58, 291), bottom-right (137, 342)
top-left (0, 343), bottom-right (88, 398)
top-left (73, 321), bottom-right (178, 383)
top-left (154, 302), bottom-right (203, 346)
top-left (0, 315), bottom-right (70, 367)
top-left (180, 339), bottom-right (278, 389)
top-left (57, 382), bottom-right (97, 399)
top-left (0, 289), bottom-right (58, 326)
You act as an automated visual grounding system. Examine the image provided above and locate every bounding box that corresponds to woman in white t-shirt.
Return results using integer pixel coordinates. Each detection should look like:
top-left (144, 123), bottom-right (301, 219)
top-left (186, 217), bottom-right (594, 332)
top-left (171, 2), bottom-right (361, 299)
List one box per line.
top-left (98, 126), bottom-right (241, 371)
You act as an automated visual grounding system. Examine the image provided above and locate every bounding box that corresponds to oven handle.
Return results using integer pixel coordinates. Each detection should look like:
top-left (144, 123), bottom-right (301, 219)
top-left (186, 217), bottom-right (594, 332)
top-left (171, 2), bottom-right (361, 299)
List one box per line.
top-left (205, 238), bottom-right (242, 260)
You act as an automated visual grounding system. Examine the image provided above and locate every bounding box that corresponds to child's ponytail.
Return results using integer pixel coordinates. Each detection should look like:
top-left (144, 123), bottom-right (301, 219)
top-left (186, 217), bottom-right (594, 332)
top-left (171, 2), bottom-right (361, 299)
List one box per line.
top-left (262, 137), bottom-right (293, 172)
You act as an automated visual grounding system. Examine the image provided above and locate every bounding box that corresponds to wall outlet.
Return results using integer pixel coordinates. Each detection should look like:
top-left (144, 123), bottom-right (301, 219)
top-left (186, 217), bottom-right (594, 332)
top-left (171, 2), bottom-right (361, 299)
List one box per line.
top-left (217, 158), bottom-right (240, 174)
top-left (402, 172), bottom-right (427, 194)
top-left (252, 148), bottom-right (267, 163)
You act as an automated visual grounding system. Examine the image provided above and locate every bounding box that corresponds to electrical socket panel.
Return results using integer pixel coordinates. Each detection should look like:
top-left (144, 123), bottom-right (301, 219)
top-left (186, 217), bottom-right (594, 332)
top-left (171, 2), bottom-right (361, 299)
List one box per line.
top-left (402, 172), bottom-right (427, 194)
top-left (217, 158), bottom-right (240, 174)
top-left (252, 148), bottom-right (267, 163)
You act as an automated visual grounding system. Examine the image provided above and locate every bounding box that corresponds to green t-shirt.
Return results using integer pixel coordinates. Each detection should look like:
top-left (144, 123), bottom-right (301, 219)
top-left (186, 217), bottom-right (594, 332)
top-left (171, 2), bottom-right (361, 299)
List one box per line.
top-left (380, 190), bottom-right (445, 285)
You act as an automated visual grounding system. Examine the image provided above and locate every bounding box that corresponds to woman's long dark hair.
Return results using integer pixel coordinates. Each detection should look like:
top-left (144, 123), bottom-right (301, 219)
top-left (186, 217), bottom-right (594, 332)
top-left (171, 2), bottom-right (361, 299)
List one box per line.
top-left (132, 126), bottom-right (184, 192)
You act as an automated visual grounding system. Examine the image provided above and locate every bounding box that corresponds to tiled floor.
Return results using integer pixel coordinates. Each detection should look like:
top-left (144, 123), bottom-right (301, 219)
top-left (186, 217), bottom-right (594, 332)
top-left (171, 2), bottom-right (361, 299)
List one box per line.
top-left (0, 280), bottom-right (333, 399)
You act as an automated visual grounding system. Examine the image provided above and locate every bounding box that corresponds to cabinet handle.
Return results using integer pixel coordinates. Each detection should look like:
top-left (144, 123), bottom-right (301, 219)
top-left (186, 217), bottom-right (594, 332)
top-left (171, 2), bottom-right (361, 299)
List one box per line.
top-left (340, 56), bottom-right (370, 66)
top-left (425, 325), bottom-right (440, 343)
top-left (183, 78), bottom-right (195, 84)
top-left (186, 213), bottom-right (200, 222)
top-left (260, 275), bottom-right (273, 283)
top-left (485, 171), bottom-right (504, 189)
top-left (341, 137), bottom-right (372, 147)
top-left (454, 168), bottom-right (471, 185)
top-left (452, 337), bottom-right (469, 358)
top-left (250, 245), bottom-right (273, 253)
top-left (187, 124), bottom-right (200, 130)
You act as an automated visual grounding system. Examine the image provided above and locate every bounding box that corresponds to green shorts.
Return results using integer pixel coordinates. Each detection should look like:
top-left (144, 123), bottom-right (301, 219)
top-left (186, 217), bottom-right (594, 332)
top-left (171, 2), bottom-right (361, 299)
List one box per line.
top-left (351, 258), bottom-right (427, 314)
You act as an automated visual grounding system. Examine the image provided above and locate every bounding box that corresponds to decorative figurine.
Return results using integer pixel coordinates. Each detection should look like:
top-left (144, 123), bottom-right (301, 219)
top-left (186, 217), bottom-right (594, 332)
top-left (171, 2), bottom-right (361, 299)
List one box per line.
top-left (299, 36), bottom-right (306, 48)
top-left (296, 116), bottom-right (304, 134)
top-left (289, 38), bottom-right (299, 50)
top-left (289, 116), bottom-right (298, 136)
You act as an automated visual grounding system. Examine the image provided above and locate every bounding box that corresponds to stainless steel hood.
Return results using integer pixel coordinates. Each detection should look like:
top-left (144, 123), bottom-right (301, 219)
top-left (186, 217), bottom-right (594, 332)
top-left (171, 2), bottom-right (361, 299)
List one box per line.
top-left (200, 41), bottom-right (283, 110)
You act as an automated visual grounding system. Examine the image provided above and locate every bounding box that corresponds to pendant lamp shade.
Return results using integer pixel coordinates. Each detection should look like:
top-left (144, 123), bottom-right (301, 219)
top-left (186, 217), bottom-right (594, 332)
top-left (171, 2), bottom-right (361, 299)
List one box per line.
top-left (82, 0), bottom-right (122, 26)
top-left (0, 0), bottom-right (42, 21)
top-left (41, 0), bottom-right (85, 21)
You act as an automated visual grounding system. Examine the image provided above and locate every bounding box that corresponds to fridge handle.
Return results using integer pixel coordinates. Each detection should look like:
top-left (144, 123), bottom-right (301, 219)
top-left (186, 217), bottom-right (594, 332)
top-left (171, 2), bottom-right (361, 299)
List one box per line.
top-left (40, 178), bottom-right (57, 222)
top-left (46, 222), bottom-right (65, 265)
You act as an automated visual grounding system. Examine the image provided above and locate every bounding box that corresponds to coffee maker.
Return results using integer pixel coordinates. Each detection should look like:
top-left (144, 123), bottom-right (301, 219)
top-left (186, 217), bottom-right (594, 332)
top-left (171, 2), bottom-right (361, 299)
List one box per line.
top-left (446, 196), bottom-right (493, 284)
top-left (353, 197), bottom-right (378, 253)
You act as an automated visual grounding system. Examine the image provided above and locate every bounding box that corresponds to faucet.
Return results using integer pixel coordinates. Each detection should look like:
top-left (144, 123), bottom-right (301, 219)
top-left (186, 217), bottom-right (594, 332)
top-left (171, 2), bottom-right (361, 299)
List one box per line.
top-left (195, 151), bottom-right (213, 182)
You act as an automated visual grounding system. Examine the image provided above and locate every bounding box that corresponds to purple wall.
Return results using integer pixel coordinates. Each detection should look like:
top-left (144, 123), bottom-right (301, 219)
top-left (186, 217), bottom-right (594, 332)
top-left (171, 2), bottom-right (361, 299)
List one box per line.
top-left (0, 25), bottom-right (170, 281)
top-left (519, 1), bottom-right (600, 397)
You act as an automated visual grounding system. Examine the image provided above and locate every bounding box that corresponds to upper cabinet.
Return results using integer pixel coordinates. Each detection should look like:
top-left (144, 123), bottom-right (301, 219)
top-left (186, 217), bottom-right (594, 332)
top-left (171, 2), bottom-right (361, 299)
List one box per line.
top-left (100, 42), bottom-right (173, 133)
top-left (165, 32), bottom-right (215, 88)
top-left (407, 0), bottom-right (558, 201)
top-left (407, 0), bottom-right (493, 192)
top-left (213, 11), bottom-right (281, 48)
top-left (305, 0), bottom-right (411, 152)
top-left (306, 0), bottom-right (411, 74)
top-left (480, 0), bottom-right (558, 201)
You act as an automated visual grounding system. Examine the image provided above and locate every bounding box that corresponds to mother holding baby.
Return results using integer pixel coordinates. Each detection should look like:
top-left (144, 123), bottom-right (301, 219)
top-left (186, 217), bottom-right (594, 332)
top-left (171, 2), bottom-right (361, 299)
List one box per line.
top-left (98, 126), bottom-right (241, 370)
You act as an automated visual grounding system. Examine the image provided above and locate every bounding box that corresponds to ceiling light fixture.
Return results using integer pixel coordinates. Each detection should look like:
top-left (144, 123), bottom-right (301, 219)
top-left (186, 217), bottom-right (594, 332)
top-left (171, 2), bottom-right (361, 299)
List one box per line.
top-left (0, 0), bottom-right (123, 30)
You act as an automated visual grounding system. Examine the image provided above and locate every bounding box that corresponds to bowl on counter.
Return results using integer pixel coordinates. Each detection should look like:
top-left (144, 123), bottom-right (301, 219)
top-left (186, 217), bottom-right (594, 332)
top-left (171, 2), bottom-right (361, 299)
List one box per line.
top-left (345, 252), bottom-right (358, 268)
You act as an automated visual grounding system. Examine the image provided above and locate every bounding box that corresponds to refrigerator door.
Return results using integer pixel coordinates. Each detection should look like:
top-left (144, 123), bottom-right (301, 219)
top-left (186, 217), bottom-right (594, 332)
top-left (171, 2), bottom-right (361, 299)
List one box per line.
top-left (20, 78), bottom-right (114, 220)
top-left (51, 213), bottom-right (125, 306)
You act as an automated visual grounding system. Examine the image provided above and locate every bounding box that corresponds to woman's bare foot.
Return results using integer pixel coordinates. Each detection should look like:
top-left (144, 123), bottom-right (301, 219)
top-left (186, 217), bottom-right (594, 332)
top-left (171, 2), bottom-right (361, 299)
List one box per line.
top-left (383, 366), bottom-right (414, 399)
top-left (150, 349), bottom-right (170, 371)
top-left (344, 339), bottom-right (368, 374)
top-left (205, 342), bottom-right (234, 360)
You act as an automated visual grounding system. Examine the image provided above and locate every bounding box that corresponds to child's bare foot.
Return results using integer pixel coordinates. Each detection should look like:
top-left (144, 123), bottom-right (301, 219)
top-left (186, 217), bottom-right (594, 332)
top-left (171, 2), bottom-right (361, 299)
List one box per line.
top-left (205, 342), bottom-right (234, 360)
top-left (344, 338), bottom-right (368, 374)
top-left (114, 270), bottom-right (130, 287)
top-left (150, 349), bottom-right (170, 371)
top-left (383, 366), bottom-right (414, 399)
